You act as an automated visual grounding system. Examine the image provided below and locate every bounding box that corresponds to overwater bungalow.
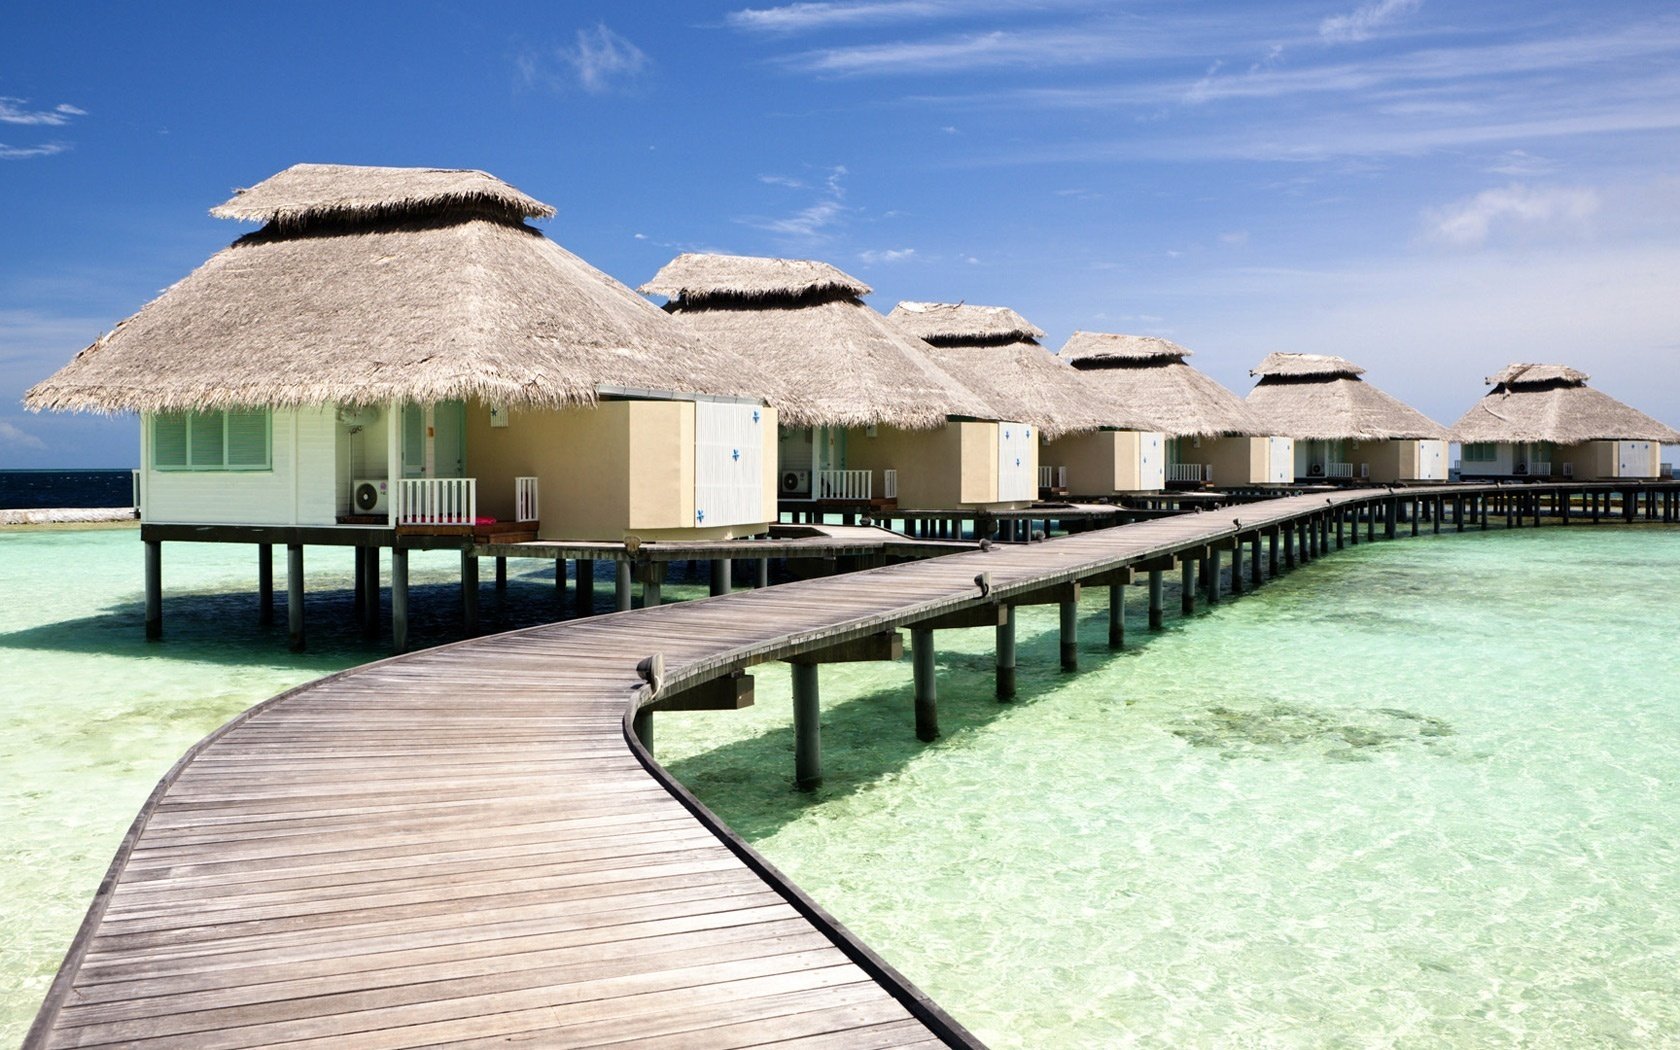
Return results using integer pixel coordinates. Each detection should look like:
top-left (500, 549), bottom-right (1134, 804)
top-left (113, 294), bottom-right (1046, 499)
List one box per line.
top-left (642, 254), bottom-right (1038, 514)
top-left (1059, 332), bottom-right (1293, 488)
top-left (24, 164), bottom-right (778, 544)
top-left (887, 301), bottom-right (1166, 497)
top-left (1450, 364), bottom-right (1680, 480)
top-left (1245, 352), bottom-right (1449, 483)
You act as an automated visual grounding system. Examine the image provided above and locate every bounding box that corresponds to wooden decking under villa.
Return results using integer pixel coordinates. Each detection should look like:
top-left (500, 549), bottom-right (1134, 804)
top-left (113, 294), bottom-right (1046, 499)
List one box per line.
top-left (28, 482), bottom-right (1680, 1049)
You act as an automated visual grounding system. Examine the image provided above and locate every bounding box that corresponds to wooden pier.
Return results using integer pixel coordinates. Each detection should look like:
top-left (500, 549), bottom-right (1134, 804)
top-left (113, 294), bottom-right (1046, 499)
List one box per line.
top-left (32, 482), bottom-right (1679, 1048)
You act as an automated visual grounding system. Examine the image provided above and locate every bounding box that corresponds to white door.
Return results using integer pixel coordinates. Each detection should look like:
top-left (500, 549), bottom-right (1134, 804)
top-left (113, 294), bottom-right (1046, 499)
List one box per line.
top-left (1617, 440), bottom-right (1653, 478)
top-left (997, 422), bottom-right (1036, 501)
top-left (1267, 437), bottom-right (1294, 483)
top-left (695, 402), bottom-right (766, 528)
top-left (1417, 439), bottom-right (1447, 481)
top-left (1139, 432), bottom-right (1165, 490)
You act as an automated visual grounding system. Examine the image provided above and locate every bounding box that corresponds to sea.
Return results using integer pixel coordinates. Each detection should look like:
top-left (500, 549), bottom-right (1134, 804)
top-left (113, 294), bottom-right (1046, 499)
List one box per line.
top-left (2, 522), bottom-right (1677, 1047)
top-left (0, 469), bottom-right (136, 510)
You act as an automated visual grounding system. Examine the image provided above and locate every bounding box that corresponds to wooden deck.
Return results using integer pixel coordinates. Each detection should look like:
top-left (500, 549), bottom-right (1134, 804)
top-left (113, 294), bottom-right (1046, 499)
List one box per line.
top-left (28, 483), bottom-right (1679, 1048)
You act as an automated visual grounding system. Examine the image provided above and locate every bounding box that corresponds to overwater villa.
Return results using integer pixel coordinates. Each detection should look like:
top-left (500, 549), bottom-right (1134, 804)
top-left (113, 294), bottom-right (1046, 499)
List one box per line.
top-left (1245, 352), bottom-right (1449, 483)
top-left (642, 254), bottom-right (1038, 514)
top-left (1059, 332), bottom-right (1294, 488)
top-left (25, 164), bottom-right (778, 544)
top-left (1449, 364), bottom-right (1680, 480)
top-left (887, 301), bottom-right (1166, 497)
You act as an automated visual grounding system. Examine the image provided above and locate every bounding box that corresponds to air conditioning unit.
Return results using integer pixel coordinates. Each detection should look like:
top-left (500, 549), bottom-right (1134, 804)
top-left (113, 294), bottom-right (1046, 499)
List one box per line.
top-left (780, 470), bottom-right (811, 496)
top-left (352, 478), bottom-right (390, 515)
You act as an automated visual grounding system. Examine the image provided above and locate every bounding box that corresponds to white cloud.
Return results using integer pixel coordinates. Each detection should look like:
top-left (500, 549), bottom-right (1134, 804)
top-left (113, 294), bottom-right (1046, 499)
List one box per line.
top-left (1319, 0), bottom-right (1423, 45)
top-left (1425, 184), bottom-right (1599, 246)
top-left (758, 173), bottom-right (807, 187)
top-left (1485, 149), bottom-right (1556, 176)
top-left (743, 165), bottom-right (851, 239)
top-left (0, 420), bottom-right (46, 451)
top-left (537, 25), bottom-right (650, 94)
top-left (0, 98), bottom-right (88, 126)
top-left (728, 1), bottom-right (949, 32)
top-left (1220, 231), bottom-right (1251, 247)
top-left (0, 142), bottom-right (69, 160)
top-left (859, 247), bottom-right (917, 263)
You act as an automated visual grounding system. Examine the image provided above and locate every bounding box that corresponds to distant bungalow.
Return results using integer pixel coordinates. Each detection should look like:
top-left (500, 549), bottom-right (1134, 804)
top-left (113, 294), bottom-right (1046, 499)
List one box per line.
top-left (25, 164), bottom-right (777, 543)
top-left (1246, 353), bottom-right (1449, 483)
top-left (1450, 364), bottom-right (1680, 480)
top-left (1059, 332), bottom-right (1293, 487)
top-left (642, 254), bottom-right (1037, 513)
top-left (887, 301), bottom-right (1166, 497)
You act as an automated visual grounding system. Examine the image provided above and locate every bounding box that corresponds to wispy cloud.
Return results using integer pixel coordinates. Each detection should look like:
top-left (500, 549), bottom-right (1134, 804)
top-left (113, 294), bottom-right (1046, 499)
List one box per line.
top-left (1425, 184), bottom-right (1599, 247)
top-left (779, 19), bottom-right (1182, 76)
top-left (522, 25), bottom-right (650, 94)
top-left (859, 247), bottom-right (916, 263)
top-left (1319, 0), bottom-right (1423, 45)
top-left (0, 142), bottom-right (69, 160)
top-left (727, 0), bottom-right (1091, 34)
top-left (0, 419), bottom-right (46, 451)
top-left (743, 165), bottom-right (851, 239)
top-left (0, 98), bottom-right (87, 126)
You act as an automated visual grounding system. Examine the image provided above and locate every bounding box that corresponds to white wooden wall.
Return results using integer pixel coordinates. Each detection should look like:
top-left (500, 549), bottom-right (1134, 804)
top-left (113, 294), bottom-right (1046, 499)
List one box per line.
top-left (1416, 439), bottom-right (1448, 480)
top-left (997, 421), bottom-right (1036, 502)
top-left (1138, 432), bottom-right (1165, 490)
top-left (694, 402), bottom-right (767, 527)
top-left (1617, 440), bottom-right (1656, 478)
top-left (1266, 437), bottom-right (1295, 483)
top-left (142, 408), bottom-right (337, 526)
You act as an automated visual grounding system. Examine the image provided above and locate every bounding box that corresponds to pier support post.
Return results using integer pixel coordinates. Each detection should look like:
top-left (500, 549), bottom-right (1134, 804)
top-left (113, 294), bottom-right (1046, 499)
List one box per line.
top-left (1284, 526), bottom-right (1297, 569)
top-left (792, 662), bottom-right (822, 790)
top-left (574, 559), bottom-right (594, 617)
top-left (1335, 509), bottom-right (1346, 550)
top-left (495, 556), bottom-right (507, 590)
top-left (710, 558), bottom-right (731, 597)
top-left (1108, 584), bottom-right (1125, 648)
top-left (632, 708), bottom-right (653, 752)
top-left (1180, 559), bottom-right (1196, 615)
top-left (912, 628), bottom-right (938, 742)
top-left (286, 543), bottom-right (305, 653)
top-left (1249, 533), bottom-right (1262, 589)
top-left (615, 561), bottom-right (632, 612)
top-left (1268, 529), bottom-right (1281, 574)
top-left (1229, 546), bottom-right (1245, 596)
top-left (361, 547), bottom-right (380, 639)
top-left (257, 543), bottom-right (273, 625)
top-left (461, 553), bottom-right (479, 634)
top-left (1148, 570), bottom-right (1165, 631)
top-left (756, 557), bottom-right (770, 588)
top-left (555, 557), bottom-right (567, 595)
top-left (353, 547), bottom-right (366, 620)
top-left (1206, 548), bottom-right (1221, 605)
top-left (1060, 597), bottom-right (1079, 672)
top-left (391, 547), bottom-right (409, 653)
top-left (144, 539), bottom-right (163, 641)
top-left (642, 563), bottom-right (664, 608)
top-left (997, 605), bottom-right (1017, 700)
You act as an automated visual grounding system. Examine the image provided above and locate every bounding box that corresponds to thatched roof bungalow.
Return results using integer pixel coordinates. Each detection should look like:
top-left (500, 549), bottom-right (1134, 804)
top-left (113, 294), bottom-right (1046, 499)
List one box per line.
top-left (26, 163), bottom-right (779, 541)
top-left (642, 255), bottom-right (1038, 512)
top-left (888, 302), bottom-right (1166, 495)
top-left (1060, 332), bottom-right (1293, 487)
top-left (1246, 352), bottom-right (1449, 483)
top-left (1449, 363), bottom-right (1679, 480)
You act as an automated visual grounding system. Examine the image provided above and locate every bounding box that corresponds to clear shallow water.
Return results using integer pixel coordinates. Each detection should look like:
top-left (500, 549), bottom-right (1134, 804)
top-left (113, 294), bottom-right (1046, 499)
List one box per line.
top-left (2, 525), bottom-right (1677, 1047)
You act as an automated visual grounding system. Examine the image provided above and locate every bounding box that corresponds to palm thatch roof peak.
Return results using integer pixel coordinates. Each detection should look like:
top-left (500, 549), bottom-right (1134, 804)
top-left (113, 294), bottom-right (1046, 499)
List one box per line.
top-left (888, 301), bottom-right (1046, 346)
top-left (1250, 352), bottom-right (1364, 379)
top-left (210, 163), bottom-right (555, 229)
top-left (640, 253), bottom-right (870, 306)
top-left (1059, 331), bottom-right (1193, 367)
top-left (1450, 363), bottom-right (1680, 444)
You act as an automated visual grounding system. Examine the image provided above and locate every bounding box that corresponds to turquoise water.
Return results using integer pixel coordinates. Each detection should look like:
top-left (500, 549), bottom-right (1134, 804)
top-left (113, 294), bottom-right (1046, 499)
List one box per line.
top-left (3, 525), bottom-right (1678, 1046)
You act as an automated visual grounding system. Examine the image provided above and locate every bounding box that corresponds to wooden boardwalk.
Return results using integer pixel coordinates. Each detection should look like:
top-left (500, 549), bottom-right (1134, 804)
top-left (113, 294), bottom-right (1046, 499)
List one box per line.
top-left (28, 483), bottom-right (1679, 1048)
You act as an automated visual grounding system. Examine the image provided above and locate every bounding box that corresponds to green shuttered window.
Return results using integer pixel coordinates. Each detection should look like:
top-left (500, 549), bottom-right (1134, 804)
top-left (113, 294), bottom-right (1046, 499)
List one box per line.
top-left (1462, 442), bottom-right (1497, 462)
top-left (152, 410), bottom-right (271, 471)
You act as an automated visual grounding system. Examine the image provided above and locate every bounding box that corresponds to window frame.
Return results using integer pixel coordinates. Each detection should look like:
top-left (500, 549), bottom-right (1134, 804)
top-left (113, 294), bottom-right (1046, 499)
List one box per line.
top-left (151, 409), bottom-right (272, 472)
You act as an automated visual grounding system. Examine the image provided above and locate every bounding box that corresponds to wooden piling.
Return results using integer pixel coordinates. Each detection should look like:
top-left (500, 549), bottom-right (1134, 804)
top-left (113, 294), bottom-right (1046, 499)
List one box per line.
top-left (1249, 533), bottom-right (1263, 588)
top-left (1108, 584), bottom-right (1125, 648)
top-left (361, 547), bottom-right (379, 639)
top-left (643, 563), bottom-right (664, 608)
top-left (912, 628), bottom-right (938, 742)
top-left (257, 543), bottom-right (273, 625)
top-left (792, 662), bottom-right (821, 789)
top-left (144, 539), bottom-right (162, 641)
top-left (1206, 547), bottom-right (1221, 605)
top-left (1148, 569), bottom-right (1165, 630)
top-left (757, 557), bottom-right (771, 588)
top-left (391, 547), bottom-right (409, 653)
top-left (461, 553), bottom-right (479, 634)
top-left (1059, 597), bottom-right (1079, 671)
top-left (555, 557), bottom-right (567, 594)
top-left (1269, 528), bottom-right (1282, 573)
top-left (997, 604), bottom-right (1017, 700)
top-left (710, 558), bottom-right (731, 597)
top-left (286, 543), bottom-right (304, 653)
top-left (495, 556), bottom-right (508, 590)
top-left (574, 559), bottom-right (594, 617)
top-left (632, 708), bottom-right (653, 752)
top-left (615, 561), bottom-right (633, 612)
top-left (1180, 559), bottom-right (1196, 615)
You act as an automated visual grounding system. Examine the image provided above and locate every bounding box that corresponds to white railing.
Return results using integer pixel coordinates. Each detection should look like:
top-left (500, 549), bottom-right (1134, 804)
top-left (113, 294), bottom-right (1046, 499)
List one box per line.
top-left (1039, 465), bottom-right (1068, 489)
top-left (399, 477), bottom-right (477, 525)
top-left (816, 469), bottom-right (872, 501)
top-left (1327, 462), bottom-right (1354, 479)
top-left (515, 476), bottom-right (539, 522)
top-left (883, 468), bottom-right (898, 500)
top-left (1169, 463), bottom-right (1211, 483)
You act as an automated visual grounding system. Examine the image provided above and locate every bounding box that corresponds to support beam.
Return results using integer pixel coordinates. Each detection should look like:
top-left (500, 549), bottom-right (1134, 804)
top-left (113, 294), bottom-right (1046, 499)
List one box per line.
top-left (615, 561), bottom-right (632, 613)
top-left (574, 559), bottom-right (594, 617)
top-left (914, 603), bottom-right (1008, 631)
top-left (912, 628), bottom-right (938, 742)
top-left (461, 552), bottom-right (479, 634)
top-left (286, 543), bottom-right (305, 653)
top-left (1148, 569), bottom-right (1164, 630)
top-left (391, 547), bottom-right (409, 653)
top-left (1108, 583), bottom-right (1125, 648)
top-left (996, 605), bottom-right (1017, 700)
top-left (1228, 543), bottom-right (1244, 595)
top-left (257, 543), bottom-right (273, 625)
top-left (1205, 547), bottom-right (1221, 605)
top-left (647, 671), bottom-right (755, 712)
top-left (790, 630), bottom-right (904, 665)
top-left (1059, 597), bottom-right (1079, 672)
top-left (144, 539), bottom-right (162, 641)
top-left (555, 557), bottom-right (566, 594)
top-left (632, 709), bottom-right (653, 752)
top-left (1181, 559), bottom-right (1196, 615)
top-left (642, 562), bottom-right (663, 608)
top-left (495, 555), bottom-right (508, 590)
top-left (1250, 532), bottom-right (1263, 589)
top-left (710, 558), bottom-right (731, 597)
top-left (361, 547), bottom-right (380, 639)
top-left (792, 663), bottom-right (821, 790)
top-left (1268, 529), bottom-right (1281, 574)
top-left (756, 557), bottom-right (770, 588)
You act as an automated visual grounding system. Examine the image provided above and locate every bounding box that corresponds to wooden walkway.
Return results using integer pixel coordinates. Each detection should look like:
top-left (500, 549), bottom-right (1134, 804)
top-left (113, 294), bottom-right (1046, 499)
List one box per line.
top-left (28, 483), bottom-right (1679, 1048)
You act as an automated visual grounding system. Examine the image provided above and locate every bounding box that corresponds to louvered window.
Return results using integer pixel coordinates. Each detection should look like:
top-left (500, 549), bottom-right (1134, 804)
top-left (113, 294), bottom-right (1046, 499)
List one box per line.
top-left (152, 410), bottom-right (271, 471)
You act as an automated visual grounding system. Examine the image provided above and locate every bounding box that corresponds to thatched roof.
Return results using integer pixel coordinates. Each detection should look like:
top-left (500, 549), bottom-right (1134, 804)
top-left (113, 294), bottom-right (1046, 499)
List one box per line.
top-left (210, 163), bottom-right (555, 229)
top-left (27, 165), bottom-right (763, 414)
top-left (643, 255), bottom-right (997, 430)
top-left (1058, 331), bottom-right (1271, 438)
top-left (1246, 353), bottom-right (1446, 441)
top-left (1449, 363), bottom-right (1680, 445)
top-left (888, 301), bottom-right (1045, 345)
top-left (1249, 352), bottom-right (1364, 379)
top-left (639, 253), bottom-right (870, 306)
top-left (886, 302), bottom-right (1156, 438)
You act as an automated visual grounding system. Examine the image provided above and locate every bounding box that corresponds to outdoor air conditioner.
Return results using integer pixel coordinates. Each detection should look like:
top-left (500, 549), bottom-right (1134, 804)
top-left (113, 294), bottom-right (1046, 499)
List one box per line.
top-left (352, 478), bottom-right (390, 515)
top-left (780, 470), bottom-right (811, 496)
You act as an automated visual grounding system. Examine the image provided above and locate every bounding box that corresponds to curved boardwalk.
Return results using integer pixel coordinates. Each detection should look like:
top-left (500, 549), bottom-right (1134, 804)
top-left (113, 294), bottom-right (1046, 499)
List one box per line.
top-left (28, 484), bottom-right (1675, 1048)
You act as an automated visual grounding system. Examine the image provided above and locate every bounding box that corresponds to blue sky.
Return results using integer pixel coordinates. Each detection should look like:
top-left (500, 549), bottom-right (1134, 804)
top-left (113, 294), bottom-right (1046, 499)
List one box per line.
top-left (4, 0), bottom-right (1678, 467)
